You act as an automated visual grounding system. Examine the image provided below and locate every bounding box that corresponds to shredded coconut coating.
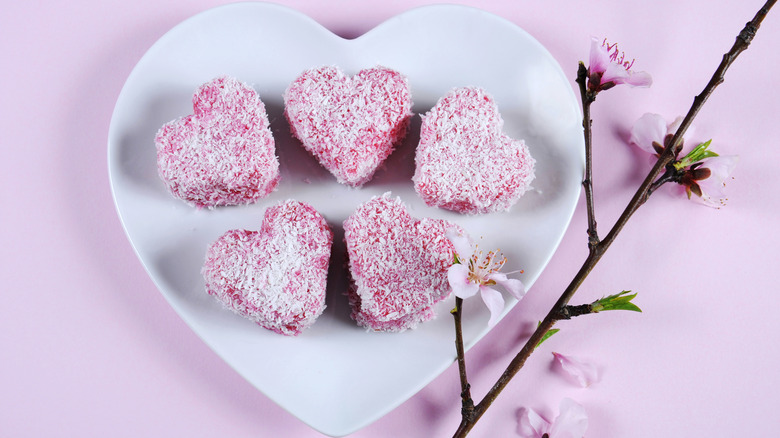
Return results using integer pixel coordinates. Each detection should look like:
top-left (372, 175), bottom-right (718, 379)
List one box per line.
top-left (156, 76), bottom-right (280, 208)
top-left (413, 87), bottom-right (535, 214)
top-left (284, 66), bottom-right (413, 186)
top-left (202, 200), bottom-right (333, 336)
top-left (343, 193), bottom-right (462, 332)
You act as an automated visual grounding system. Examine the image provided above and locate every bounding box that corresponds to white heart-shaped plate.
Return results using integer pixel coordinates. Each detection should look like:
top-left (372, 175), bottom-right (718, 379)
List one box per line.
top-left (108, 3), bottom-right (584, 436)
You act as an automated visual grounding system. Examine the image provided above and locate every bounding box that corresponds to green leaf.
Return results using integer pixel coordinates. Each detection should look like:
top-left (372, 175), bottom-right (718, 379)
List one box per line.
top-left (591, 290), bottom-right (642, 313)
top-left (600, 301), bottom-right (642, 312)
top-left (536, 323), bottom-right (560, 348)
top-left (674, 139), bottom-right (719, 170)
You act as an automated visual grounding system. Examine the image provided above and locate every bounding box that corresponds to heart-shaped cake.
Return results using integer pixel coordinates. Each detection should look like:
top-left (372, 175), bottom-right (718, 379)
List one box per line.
top-left (343, 193), bottom-right (463, 332)
top-left (155, 76), bottom-right (280, 208)
top-left (413, 86), bottom-right (536, 214)
top-left (284, 66), bottom-right (413, 186)
top-left (202, 200), bottom-right (332, 336)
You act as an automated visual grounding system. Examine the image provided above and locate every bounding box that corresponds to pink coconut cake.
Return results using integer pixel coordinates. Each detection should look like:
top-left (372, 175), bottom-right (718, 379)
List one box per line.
top-left (156, 76), bottom-right (279, 208)
top-left (202, 200), bottom-right (332, 336)
top-left (413, 86), bottom-right (535, 214)
top-left (284, 66), bottom-right (413, 186)
top-left (343, 193), bottom-right (462, 332)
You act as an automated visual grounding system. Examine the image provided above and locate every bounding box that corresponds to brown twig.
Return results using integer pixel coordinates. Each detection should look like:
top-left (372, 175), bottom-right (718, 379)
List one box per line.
top-left (452, 297), bottom-right (475, 421)
top-left (452, 1), bottom-right (775, 436)
top-left (576, 62), bottom-right (600, 253)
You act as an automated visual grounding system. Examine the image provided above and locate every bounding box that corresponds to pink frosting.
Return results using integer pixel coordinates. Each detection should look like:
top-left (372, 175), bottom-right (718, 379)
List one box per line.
top-left (343, 193), bottom-right (461, 332)
top-left (284, 66), bottom-right (413, 186)
top-left (413, 87), bottom-right (535, 214)
top-left (156, 76), bottom-right (279, 208)
top-left (202, 200), bottom-right (332, 336)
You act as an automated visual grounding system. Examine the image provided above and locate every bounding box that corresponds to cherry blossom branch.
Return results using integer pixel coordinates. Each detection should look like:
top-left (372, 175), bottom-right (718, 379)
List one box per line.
top-left (451, 297), bottom-right (475, 419)
top-left (657, 0), bottom-right (775, 169)
top-left (575, 63), bottom-right (600, 251)
top-left (452, 1), bottom-right (775, 436)
top-left (556, 303), bottom-right (592, 320)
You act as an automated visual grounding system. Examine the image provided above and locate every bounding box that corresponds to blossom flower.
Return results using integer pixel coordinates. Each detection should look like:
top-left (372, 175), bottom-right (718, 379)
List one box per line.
top-left (629, 113), bottom-right (738, 208)
top-left (628, 112), bottom-right (693, 156)
top-left (517, 398), bottom-right (588, 438)
top-left (684, 154), bottom-right (739, 207)
top-left (446, 230), bottom-right (525, 327)
top-left (587, 38), bottom-right (652, 93)
top-left (552, 352), bottom-right (599, 388)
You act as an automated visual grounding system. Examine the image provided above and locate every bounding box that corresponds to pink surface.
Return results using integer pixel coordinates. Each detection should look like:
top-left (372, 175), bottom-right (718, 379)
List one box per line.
top-left (1, 1), bottom-right (779, 437)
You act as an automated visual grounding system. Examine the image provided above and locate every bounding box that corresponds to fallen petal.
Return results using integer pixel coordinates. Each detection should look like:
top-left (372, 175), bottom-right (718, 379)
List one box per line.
top-left (517, 407), bottom-right (550, 438)
top-left (549, 398), bottom-right (588, 438)
top-left (552, 352), bottom-right (599, 387)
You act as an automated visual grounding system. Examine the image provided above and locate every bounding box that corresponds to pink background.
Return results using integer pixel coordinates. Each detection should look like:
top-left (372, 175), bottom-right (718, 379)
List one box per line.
top-left (2, 1), bottom-right (779, 436)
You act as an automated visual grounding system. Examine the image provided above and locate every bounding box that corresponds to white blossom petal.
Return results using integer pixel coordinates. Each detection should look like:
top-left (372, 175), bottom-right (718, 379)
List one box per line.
top-left (448, 264), bottom-right (479, 299)
top-left (588, 37), bottom-right (610, 74)
top-left (480, 286), bottom-right (505, 327)
top-left (548, 398), bottom-right (588, 438)
top-left (445, 228), bottom-right (473, 261)
top-left (600, 60), bottom-right (631, 84)
top-left (622, 70), bottom-right (652, 87)
top-left (666, 116), bottom-right (696, 153)
top-left (552, 352), bottom-right (599, 388)
top-left (517, 407), bottom-right (550, 438)
top-left (629, 113), bottom-right (667, 154)
top-left (696, 155), bottom-right (739, 207)
top-left (590, 39), bottom-right (651, 89)
top-left (667, 115), bottom-right (684, 135)
top-left (488, 272), bottom-right (526, 300)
